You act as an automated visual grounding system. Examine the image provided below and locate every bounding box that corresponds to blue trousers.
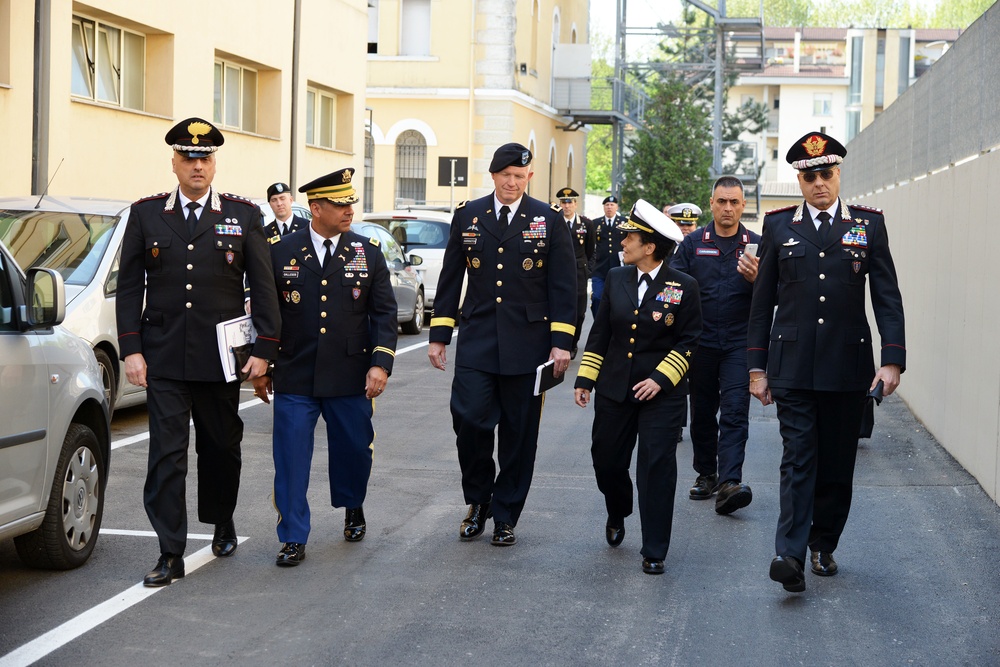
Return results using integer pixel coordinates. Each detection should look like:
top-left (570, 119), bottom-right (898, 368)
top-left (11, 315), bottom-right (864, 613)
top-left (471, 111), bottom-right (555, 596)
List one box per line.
top-left (272, 393), bottom-right (375, 544)
top-left (590, 274), bottom-right (606, 319)
top-left (688, 345), bottom-right (751, 483)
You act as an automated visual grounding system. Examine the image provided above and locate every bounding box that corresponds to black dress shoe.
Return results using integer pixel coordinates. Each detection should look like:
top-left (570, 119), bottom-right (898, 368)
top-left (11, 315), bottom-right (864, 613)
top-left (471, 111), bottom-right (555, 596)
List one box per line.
top-left (769, 555), bottom-right (806, 592)
top-left (212, 519), bottom-right (238, 557)
top-left (642, 558), bottom-right (665, 575)
top-left (491, 521), bottom-right (516, 546)
top-left (689, 473), bottom-right (719, 500)
top-left (276, 542), bottom-right (306, 567)
top-left (344, 507), bottom-right (366, 542)
top-left (810, 551), bottom-right (838, 576)
top-left (714, 481), bottom-right (753, 515)
top-left (605, 516), bottom-right (625, 547)
top-left (143, 553), bottom-right (184, 587)
top-left (459, 503), bottom-right (492, 540)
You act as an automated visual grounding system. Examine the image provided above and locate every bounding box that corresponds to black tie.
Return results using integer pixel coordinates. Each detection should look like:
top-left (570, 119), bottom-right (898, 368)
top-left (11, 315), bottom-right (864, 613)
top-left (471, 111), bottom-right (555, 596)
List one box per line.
top-left (817, 211), bottom-right (832, 242)
top-left (499, 205), bottom-right (510, 234)
top-left (322, 239), bottom-right (333, 271)
top-left (185, 201), bottom-right (200, 235)
top-left (638, 273), bottom-right (652, 304)
top-left (281, 222), bottom-right (289, 236)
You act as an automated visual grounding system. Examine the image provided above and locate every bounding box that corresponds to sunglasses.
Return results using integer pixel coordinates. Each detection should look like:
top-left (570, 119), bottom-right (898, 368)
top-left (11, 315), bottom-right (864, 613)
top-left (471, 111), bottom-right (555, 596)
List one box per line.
top-left (801, 169), bottom-right (836, 183)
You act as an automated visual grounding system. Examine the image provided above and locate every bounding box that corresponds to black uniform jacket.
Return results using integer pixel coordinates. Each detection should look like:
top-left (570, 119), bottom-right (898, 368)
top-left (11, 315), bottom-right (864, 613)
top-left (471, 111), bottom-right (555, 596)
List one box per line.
top-left (590, 214), bottom-right (627, 280)
top-left (576, 264), bottom-right (702, 403)
top-left (566, 214), bottom-right (596, 280)
top-left (429, 193), bottom-right (577, 376)
top-left (747, 199), bottom-right (906, 392)
top-left (269, 229), bottom-right (397, 397)
top-left (264, 214), bottom-right (309, 243)
top-left (116, 187), bottom-right (281, 382)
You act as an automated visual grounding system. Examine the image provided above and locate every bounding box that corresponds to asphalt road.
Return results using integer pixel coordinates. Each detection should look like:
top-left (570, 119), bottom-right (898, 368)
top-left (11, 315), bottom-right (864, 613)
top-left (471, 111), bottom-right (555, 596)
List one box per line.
top-left (1, 327), bottom-right (998, 666)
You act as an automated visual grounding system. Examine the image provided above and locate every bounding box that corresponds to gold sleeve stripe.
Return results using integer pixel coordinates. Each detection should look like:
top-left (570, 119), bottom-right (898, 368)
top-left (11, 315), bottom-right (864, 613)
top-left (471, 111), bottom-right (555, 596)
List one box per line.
top-left (373, 346), bottom-right (396, 357)
top-left (655, 351), bottom-right (689, 387)
top-left (430, 317), bottom-right (456, 328)
top-left (578, 365), bottom-right (600, 381)
top-left (579, 352), bottom-right (603, 380)
top-left (551, 322), bottom-right (576, 335)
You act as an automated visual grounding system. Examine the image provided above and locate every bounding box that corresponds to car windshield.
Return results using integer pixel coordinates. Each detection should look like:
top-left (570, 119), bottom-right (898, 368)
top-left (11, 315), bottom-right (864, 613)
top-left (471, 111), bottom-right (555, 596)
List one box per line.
top-left (0, 210), bottom-right (118, 285)
top-left (367, 218), bottom-right (448, 250)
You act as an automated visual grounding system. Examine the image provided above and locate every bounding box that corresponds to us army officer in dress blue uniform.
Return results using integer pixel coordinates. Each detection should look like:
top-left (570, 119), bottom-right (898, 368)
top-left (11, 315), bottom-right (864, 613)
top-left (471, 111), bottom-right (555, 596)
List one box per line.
top-left (428, 143), bottom-right (577, 547)
top-left (748, 132), bottom-right (905, 593)
top-left (116, 118), bottom-right (281, 586)
top-left (556, 187), bottom-right (596, 356)
top-left (252, 168), bottom-right (397, 567)
top-left (574, 199), bottom-right (702, 575)
top-left (263, 181), bottom-right (308, 241)
top-left (590, 195), bottom-right (627, 318)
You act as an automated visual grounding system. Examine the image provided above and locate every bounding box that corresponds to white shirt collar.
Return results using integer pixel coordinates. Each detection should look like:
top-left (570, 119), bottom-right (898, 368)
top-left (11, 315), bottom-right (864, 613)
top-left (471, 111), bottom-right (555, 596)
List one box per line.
top-left (177, 189), bottom-right (210, 217)
top-left (310, 225), bottom-right (340, 261)
top-left (640, 261), bottom-right (663, 283)
top-left (805, 199), bottom-right (840, 231)
top-left (494, 195), bottom-right (523, 218)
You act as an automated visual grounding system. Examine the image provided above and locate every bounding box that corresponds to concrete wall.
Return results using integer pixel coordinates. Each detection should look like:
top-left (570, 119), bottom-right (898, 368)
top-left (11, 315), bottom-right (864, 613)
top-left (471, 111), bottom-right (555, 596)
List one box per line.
top-left (842, 4), bottom-right (1000, 503)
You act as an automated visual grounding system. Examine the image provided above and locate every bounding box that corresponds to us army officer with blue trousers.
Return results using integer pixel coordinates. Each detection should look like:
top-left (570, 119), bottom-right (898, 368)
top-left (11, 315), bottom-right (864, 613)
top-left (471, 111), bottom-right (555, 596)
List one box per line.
top-left (253, 168), bottom-right (397, 567)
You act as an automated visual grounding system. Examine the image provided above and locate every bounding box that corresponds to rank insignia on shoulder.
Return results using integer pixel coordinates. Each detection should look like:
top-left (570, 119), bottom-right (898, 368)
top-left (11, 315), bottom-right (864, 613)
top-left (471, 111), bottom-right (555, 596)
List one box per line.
top-left (135, 192), bottom-right (168, 204)
top-left (550, 203), bottom-right (561, 212)
top-left (456, 200), bottom-right (468, 209)
top-left (850, 204), bottom-right (883, 213)
top-left (765, 204), bottom-right (796, 215)
top-left (268, 235), bottom-right (282, 245)
top-left (369, 237), bottom-right (380, 247)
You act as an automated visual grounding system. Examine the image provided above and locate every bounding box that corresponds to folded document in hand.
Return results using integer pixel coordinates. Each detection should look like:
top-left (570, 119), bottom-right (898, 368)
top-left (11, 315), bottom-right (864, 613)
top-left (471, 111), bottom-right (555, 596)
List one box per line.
top-left (534, 359), bottom-right (564, 396)
top-left (216, 314), bottom-right (257, 383)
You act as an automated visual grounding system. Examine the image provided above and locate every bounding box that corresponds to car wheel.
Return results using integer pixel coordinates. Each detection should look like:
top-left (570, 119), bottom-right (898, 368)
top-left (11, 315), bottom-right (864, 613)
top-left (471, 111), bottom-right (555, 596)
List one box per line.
top-left (14, 424), bottom-right (106, 570)
top-left (93, 348), bottom-right (117, 415)
top-left (401, 290), bottom-right (424, 335)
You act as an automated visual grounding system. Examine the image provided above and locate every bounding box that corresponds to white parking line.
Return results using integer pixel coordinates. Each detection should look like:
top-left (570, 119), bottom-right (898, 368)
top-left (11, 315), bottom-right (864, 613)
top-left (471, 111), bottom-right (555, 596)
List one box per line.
top-left (110, 337), bottom-right (434, 451)
top-left (0, 537), bottom-right (246, 667)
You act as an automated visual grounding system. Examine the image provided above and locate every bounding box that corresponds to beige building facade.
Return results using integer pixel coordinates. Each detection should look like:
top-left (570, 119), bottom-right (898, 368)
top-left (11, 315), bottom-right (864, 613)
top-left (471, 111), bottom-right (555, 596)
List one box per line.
top-left (365, 0), bottom-right (589, 212)
top-left (729, 27), bottom-right (960, 214)
top-left (1, 0), bottom-right (368, 204)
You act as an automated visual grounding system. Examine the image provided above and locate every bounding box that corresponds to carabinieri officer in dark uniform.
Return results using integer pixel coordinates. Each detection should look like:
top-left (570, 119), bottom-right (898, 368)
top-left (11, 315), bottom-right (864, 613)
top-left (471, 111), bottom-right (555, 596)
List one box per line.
top-left (575, 199), bottom-right (702, 575)
top-left (116, 117), bottom-right (281, 587)
top-left (428, 143), bottom-right (577, 547)
top-left (590, 195), bottom-right (627, 318)
top-left (748, 132), bottom-right (905, 593)
top-left (556, 187), bottom-right (596, 356)
top-left (252, 168), bottom-right (397, 567)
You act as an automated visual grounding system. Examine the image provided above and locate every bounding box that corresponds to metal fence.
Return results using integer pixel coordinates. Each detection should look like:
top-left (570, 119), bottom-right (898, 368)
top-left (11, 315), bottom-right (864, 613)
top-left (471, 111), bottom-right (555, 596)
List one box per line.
top-left (841, 5), bottom-right (1000, 198)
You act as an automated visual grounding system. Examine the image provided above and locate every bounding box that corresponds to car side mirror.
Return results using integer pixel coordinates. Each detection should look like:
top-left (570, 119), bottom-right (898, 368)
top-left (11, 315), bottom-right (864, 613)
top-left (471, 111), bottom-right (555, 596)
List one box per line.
top-left (23, 268), bottom-right (66, 328)
top-left (408, 254), bottom-right (424, 267)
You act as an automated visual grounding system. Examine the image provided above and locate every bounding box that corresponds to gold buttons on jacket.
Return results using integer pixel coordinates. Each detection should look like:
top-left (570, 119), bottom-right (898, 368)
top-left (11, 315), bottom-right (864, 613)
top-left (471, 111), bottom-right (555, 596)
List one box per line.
top-left (188, 244), bottom-right (195, 250)
top-left (186, 284), bottom-right (192, 290)
top-left (320, 327), bottom-right (327, 334)
top-left (633, 310), bottom-right (638, 315)
top-left (819, 251), bottom-right (825, 258)
top-left (496, 281), bottom-right (502, 287)
top-left (819, 274), bottom-right (826, 280)
top-left (321, 295), bottom-right (327, 302)
top-left (631, 324), bottom-right (637, 330)
top-left (496, 297), bottom-right (502, 303)
top-left (627, 352), bottom-right (633, 358)
top-left (819, 296), bottom-right (826, 302)
top-left (321, 312), bottom-right (327, 318)
top-left (818, 318), bottom-right (825, 324)
top-left (322, 279), bottom-right (328, 286)
top-left (629, 338), bottom-right (635, 344)
top-left (186, 264), bottom-right (193, 270)
top-left (497, 264), bottom-right (503, 270)
top-left (185, 302), bottom-right (192, 308)
top-left (498, 247), bottom-right (504, 254)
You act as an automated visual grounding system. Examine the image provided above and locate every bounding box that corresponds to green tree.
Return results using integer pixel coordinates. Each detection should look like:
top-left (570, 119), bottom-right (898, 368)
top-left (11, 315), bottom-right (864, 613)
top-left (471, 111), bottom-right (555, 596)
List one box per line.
top-left (586, 35), bottom-right (616, 196)
top-left (933, 0), bottom-right (994, 28)
top-left (619, 73), bottom-right (714, 212)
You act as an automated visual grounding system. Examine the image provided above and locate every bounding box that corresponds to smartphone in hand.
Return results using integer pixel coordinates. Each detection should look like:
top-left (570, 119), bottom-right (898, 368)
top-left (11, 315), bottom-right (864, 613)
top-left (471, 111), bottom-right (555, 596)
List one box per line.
top-left (743, 243), bottom-right (758, 259)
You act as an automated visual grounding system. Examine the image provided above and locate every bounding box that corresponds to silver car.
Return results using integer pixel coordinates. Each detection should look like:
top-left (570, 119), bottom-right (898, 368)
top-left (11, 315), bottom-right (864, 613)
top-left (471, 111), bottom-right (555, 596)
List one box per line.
top-left (0, 196), bottom-right (143, 414)
top-left (0, 239), bottom-right (111, 569)
top-left (350, 221), bottom-right (425, 334)
top-left (362, 209), bottom-right (453, 309)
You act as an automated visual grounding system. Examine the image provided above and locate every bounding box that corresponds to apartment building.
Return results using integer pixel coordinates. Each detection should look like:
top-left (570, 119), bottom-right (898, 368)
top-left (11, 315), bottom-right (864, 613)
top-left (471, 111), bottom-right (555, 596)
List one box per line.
top-left (1, 0), bottom-right (368, 202)
top-left (730, 26), bottom-right (961, 211)
top-left (364, 0), bottom-right (590, 212)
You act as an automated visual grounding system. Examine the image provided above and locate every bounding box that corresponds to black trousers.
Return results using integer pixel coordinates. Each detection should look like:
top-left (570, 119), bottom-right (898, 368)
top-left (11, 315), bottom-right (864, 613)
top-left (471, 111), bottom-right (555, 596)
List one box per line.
top-left (572, 285), bottom-right (587, 351)
top-left (688, 345), bottom-right (750, 483)
top-left (590, 389), bottom-right (685, 561)
top-left (770, 387), bottom-right (866, 563)
top-left (145, 376), bottom-right (243, 555)
top-left (450, 367), bottom-right (543, 526)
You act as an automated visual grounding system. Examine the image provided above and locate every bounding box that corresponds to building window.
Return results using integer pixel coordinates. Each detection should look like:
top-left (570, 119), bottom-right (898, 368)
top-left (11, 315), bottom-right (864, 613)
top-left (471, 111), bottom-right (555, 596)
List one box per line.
top-left (874, 35), bottom-right (886, 108)
top-left (306, 85), bottom-right (353, 152)
top-left (530, 0), bottom-right (540, 72)
top-left (368, 0), bottom-right (379, 54)
top-left (846, 109), bottom-right (861, 142)
top-left (898, 35), bottom-right (911, 95)
top-left (400, 0), bottom-right (430, 56)
top-left (848, 36), bottom-right (864, 106)
top-left (395, 130), bottom-right (427, 205)
top-left (214, 59), bottom-right (257, 133)
top-left (813, 93), bottom-right (832, 116)
top-left (364, 132), bottom-right (375, 213)
top-left (71, 15), bottom-right (145, 110)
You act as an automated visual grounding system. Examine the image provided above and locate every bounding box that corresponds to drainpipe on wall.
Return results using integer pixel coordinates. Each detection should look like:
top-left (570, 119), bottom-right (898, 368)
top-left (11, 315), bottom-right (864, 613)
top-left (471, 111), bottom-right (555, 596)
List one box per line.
top-left (32, 0), bottom-right (51, 195)
top-left (289, 0), bottom-right (302, 190)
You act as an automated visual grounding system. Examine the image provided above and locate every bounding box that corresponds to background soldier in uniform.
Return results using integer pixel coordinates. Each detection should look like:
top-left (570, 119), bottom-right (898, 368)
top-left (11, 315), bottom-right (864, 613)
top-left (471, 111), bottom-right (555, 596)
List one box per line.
top-left (263, 182), bottom-right (308, 241)
top-left (556, 187), bottom-right (596, 356)
top-left (252, 168), bottom-right (397, 568)
top-left (428, 143), bottom-right (577, 547)
top-left (748, 132), bottom-right (905, 593)
top-left (116, 117), bottom-right (281, 587)
top-left (590, 195), bottom-right (627, 318)
top-left (666, 203), bottom-right (702, 237)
